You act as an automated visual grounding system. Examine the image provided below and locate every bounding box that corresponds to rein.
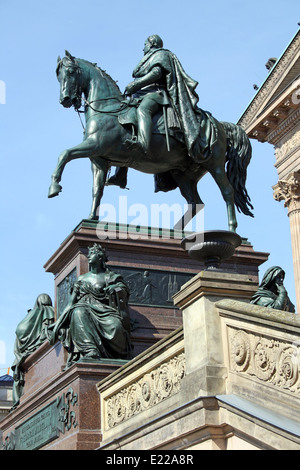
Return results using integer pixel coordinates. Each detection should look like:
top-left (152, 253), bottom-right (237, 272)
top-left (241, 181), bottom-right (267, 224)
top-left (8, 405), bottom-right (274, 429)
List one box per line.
top-left (76, 96), bottom-right (130, 131)
top-left (82, 97), bottom-right (128, 114)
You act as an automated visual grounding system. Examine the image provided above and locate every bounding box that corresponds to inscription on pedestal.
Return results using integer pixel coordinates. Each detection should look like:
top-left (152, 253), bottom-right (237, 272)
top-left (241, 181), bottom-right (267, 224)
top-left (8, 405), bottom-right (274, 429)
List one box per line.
top-left (2, 388), bottom-right (78, 450)
top-left (16, 401), bottom-right (59, 450)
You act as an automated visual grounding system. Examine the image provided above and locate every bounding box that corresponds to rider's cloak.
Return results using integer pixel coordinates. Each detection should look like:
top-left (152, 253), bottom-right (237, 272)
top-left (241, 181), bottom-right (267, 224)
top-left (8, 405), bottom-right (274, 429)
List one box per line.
top-left (132, 48), bottom-right (218, 161)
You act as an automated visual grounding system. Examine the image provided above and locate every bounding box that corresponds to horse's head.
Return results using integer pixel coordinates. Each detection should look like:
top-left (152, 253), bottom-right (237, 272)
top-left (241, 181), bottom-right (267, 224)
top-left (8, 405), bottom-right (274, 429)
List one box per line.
top-left (56, 50), bottom-right (82, 110)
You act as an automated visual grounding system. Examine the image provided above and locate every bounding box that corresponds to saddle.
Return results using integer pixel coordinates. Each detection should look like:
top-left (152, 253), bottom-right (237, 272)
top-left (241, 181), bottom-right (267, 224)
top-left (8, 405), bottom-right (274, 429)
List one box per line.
top-left (118, 99), bottom-right (184, 145)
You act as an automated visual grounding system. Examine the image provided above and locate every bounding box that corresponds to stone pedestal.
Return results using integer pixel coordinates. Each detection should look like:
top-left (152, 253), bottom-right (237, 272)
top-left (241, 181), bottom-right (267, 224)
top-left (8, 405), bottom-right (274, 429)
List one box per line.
top-left (173, 270), bottom-right (257, 399)
top-left (1, 340), bottom-right (127, 450)
top-left (97, 267), bottom-right (300, 450)
top-left (44, 220), bottom-right (269, 356)
top-left (1, 222), bottom-right (269, 450)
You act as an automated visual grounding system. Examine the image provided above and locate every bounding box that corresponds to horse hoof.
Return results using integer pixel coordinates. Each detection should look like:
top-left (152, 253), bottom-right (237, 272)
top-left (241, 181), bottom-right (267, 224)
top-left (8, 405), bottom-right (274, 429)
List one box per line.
top-left (87, 214), bottom-right (99, 221)
top-left (48, 183), bottom-right (62, 198)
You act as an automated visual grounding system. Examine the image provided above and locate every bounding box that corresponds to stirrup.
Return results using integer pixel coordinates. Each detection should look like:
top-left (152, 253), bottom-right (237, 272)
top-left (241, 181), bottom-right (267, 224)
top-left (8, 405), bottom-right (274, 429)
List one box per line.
top-left (124, 138), bottom-right (147, 154)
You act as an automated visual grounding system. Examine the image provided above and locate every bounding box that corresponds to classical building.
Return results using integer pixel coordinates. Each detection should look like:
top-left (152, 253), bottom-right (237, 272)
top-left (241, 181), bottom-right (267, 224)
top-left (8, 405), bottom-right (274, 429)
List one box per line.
top-left (0, 374), bottom-right (13, 442)
top-left (238, 28), bottom-right (300, 312)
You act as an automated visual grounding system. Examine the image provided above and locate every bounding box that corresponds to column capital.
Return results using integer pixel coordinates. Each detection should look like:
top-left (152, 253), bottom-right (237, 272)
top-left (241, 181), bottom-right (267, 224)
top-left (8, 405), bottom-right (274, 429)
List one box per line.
top-left (273, 171), bottom-right (300, 215)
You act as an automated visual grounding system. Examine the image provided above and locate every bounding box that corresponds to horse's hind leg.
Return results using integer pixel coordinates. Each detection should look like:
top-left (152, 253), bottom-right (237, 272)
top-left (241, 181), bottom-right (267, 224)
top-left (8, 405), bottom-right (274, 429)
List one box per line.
top-left (171, 171), bottom-right (203, 230)
top-left (210, 165), bottom-right (237, 232)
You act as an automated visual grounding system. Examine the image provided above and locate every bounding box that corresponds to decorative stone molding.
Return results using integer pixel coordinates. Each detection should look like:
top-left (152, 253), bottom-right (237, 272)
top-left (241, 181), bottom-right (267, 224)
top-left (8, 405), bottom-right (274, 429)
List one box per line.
top-left (229, 327), bottom-right (300, 394)
top-left (238, 32), bottom-right (300, 131)
top-left (105, 353), bottom-right (186, 429)
top-left (273, 171), bottom-right (300, 215)
top-left (269, 108), bottom-right (300, 145)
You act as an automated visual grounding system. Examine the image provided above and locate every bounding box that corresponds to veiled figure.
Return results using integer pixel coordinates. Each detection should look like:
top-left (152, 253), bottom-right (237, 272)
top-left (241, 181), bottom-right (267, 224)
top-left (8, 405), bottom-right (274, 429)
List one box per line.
top-left (47, 244), bottom-right (132, 368)
top-left (250, 266), bottom-right (295, 313)
top-left (11, 293), bottom-right (55, 408)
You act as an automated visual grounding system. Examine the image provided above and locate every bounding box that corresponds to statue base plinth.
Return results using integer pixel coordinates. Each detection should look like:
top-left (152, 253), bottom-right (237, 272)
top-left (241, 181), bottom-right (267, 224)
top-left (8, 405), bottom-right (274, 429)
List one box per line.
top-left (44, 220), bottom-right (268, 356)
top-left (1, 221), bottom-right (269, 450)
top-left (1, 340), bottom-right (128, 450)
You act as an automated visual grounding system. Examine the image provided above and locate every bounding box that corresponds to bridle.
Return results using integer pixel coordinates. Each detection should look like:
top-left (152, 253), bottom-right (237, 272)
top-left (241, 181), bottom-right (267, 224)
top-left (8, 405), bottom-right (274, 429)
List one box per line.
top-left (58, 57), bottom-right (131, 132)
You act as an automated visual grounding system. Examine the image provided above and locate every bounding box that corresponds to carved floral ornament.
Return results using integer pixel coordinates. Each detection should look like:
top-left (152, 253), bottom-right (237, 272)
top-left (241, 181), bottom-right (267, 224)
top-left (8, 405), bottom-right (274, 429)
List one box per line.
top-left (273, 171), bottom-right (300, 214)
top-left (104, 353), bottom-right (186, 429)
top-left (229, 327), bottom-right (300, 393)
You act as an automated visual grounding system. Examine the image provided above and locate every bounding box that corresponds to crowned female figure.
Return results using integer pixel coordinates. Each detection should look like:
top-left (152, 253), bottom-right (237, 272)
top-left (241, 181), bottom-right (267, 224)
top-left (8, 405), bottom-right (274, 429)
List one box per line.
top-left (47, 244), bottom-right (132, 368)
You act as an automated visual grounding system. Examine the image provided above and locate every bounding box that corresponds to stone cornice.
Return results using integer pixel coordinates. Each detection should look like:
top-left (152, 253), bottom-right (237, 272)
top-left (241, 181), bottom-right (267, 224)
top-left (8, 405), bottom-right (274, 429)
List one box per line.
top-left (269, 107), bottom-right (300, 145)
top-left (238, 30), bottom-right (300, 137)
top-left (243, 82), bottom-right (300, 143)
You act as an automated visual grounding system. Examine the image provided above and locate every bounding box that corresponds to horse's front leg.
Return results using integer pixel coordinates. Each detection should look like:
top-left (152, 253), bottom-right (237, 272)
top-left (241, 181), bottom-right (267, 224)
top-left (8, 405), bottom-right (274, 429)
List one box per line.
top-left (88, 158), bottom-right (109, 220)
top-left (48, 138), bottom-right (98, 198)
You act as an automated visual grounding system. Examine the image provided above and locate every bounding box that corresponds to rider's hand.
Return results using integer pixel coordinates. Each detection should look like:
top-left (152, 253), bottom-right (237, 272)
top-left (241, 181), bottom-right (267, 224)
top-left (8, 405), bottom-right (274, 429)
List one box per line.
top-left (125, 81), bottom-right (138, 95)
top-left (105, 286), bottom-right (115, 295)
top-left (276, 283), bottom-right (287, 295)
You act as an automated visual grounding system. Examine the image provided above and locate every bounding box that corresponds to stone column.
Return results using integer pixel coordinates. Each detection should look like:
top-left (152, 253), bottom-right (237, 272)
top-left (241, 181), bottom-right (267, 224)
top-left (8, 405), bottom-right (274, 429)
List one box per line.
top-left (273, 171), bottom-right (300, 313)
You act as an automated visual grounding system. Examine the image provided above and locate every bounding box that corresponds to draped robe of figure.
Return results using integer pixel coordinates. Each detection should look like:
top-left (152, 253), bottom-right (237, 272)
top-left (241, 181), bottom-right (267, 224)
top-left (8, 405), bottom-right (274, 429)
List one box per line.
top-left (47, 270), bottom-right (132, 368)
top-left (11, 293), bottom-right (55, 408)
top-left (250, 266), bottom-right (295, 313)
top-left (132, 47), bottom-right (218, 161)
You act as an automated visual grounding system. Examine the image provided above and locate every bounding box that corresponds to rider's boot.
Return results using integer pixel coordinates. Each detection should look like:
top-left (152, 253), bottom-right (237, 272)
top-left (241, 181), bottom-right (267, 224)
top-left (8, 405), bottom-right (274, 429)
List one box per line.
top-left (125, 100), bottom-right (154, 154)
top-left (106, 167), bottom-right (128, 189)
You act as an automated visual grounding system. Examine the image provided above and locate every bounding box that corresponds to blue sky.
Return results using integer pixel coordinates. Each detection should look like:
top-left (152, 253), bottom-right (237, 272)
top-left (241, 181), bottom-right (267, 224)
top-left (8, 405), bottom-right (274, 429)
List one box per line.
top-left (0, 0), bottom-right (299, 371)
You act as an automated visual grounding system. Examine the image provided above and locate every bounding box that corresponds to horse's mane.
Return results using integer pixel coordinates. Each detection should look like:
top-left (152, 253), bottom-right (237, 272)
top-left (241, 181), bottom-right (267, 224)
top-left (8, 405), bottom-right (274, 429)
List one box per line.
top-left (83, 59), bottom-right (123, 95)
top-left (57, 54), bottom-right (122, 96)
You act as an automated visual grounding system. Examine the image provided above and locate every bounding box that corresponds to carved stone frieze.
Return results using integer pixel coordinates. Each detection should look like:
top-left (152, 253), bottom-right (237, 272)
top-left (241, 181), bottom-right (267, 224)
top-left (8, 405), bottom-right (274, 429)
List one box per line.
top-left (274, 128), bottom-right (300, 163)
top-left (229, 327), bottom-right (300, 394)
top-left (104, 353), bottom-right (186, 429)
top-left (273, 171), bottom-right (300, 215)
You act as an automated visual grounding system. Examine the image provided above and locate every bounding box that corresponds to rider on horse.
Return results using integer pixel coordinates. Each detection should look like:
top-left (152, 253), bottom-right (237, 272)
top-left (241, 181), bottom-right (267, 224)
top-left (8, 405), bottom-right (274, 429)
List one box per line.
top-left (107, 34), bottom-right (217, 189)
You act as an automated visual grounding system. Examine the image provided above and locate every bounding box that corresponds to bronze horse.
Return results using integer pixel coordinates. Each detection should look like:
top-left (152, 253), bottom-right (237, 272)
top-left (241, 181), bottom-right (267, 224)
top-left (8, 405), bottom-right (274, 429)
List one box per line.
top-left (48, 51), bottom-right (253, 231)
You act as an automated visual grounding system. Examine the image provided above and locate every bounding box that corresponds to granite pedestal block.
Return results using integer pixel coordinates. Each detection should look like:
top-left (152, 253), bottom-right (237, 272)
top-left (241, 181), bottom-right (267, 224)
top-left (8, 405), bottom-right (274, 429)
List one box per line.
top-left (1, 221), bottom-right (269, 450)
top-left (44, 220), bottom-right (269, 356)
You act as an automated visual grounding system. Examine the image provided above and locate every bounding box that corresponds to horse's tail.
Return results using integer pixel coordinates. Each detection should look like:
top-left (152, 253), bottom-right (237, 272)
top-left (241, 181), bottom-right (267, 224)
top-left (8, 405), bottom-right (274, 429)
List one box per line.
top-left (221, 121), bottom-right (254, 217)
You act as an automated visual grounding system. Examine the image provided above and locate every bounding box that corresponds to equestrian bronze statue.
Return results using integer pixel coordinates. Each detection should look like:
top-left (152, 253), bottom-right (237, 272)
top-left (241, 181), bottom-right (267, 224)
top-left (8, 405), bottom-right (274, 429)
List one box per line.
top-left (48, 35), bottom-right (254, 232)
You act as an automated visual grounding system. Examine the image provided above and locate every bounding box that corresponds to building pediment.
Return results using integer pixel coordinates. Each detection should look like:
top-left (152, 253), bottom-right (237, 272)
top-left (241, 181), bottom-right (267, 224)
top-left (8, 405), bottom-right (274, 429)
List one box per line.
top-left (238, 29), bottom-right (300, 143)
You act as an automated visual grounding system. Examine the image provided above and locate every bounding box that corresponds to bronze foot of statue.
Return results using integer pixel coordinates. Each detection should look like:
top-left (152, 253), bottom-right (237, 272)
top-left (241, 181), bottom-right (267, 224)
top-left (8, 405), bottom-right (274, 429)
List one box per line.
top-left (106, 174), bottom-right (127, 189)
